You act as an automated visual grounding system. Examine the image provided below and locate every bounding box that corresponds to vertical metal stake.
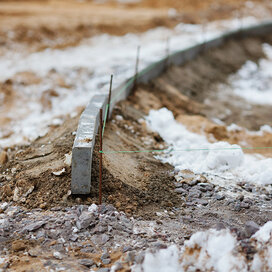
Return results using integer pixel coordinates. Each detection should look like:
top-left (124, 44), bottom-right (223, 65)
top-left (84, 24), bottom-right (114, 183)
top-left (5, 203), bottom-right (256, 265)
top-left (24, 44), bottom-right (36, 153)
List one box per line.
top-left (99, 108), bottom-right (103, 205)
top-left (133, 45), bottom-right (141, 90)
top-left (107, 74), bottom-right (113, 122)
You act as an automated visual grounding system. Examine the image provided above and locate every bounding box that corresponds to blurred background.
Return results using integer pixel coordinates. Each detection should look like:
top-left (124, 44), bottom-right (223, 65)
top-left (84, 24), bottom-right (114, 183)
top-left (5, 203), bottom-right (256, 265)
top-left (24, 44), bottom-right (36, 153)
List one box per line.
top-left (0, 0), bottom-right (271, 148)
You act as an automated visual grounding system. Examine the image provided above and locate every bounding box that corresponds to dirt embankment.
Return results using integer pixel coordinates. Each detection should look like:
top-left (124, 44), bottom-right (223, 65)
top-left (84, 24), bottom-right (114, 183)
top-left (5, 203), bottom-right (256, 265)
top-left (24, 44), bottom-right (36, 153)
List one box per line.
top-left (0, 0), bottom-right (271, 52)
top-left (1, 34), bottom-right (272, 222)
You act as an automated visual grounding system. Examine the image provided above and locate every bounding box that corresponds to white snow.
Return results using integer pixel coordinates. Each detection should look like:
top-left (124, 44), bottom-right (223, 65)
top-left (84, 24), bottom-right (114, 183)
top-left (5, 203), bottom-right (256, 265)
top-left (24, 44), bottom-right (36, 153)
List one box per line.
top-left (180, 229), bottom-right (247, 272)
top-left (229, 43), bottom-right (272, 105)
top-left (133, 245), bottom-right (182, 272)
top-left (0, 17), bottom-right (262, 148)
top-left (134, 222), bottom-right (272, 272)
top-left (146, 108), bottom-right (272, 186)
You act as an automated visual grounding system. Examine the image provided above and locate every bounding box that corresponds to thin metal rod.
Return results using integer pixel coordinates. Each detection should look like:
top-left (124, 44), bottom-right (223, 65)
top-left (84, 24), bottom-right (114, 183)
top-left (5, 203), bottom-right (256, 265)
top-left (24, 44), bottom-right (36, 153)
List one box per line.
top-left (99, 108), bottom-right (103, 205)
top-left (107, 74), bottom-right (113, 122)
top-left (133, 45), bottom-right (141, 90)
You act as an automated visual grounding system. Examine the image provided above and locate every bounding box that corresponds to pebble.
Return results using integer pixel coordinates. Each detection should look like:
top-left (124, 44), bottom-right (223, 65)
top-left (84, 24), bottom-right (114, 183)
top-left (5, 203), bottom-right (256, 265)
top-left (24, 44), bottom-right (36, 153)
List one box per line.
top-left (188, 179), bottom-right (198, 186)
top-left (245, 221), bottom-right (260, 237)
top-left (195, 199), bottom-right (208, 206)
top-left (174, 188), bottom-right (187, 195)
top-left (240, 202), bottom-right (250, 209)
top-left (53, 251), bottom-right (63, 260)
top-left (123, 246), bottom-right (133, 253)
top-left (79, 259), bottom-right (94, 267)
top-left (188, 189), bottom-right (202, 198)
top-left (97, 268), bottom-right (110, 272)
top-left (102, 258), bottom-right (111, 265)
top-left (215, 194), bottom-right (225, 201)
top-left (12, 240), bottom-right (26, 252)
top-left (23, 221), bottom-right (46, 232)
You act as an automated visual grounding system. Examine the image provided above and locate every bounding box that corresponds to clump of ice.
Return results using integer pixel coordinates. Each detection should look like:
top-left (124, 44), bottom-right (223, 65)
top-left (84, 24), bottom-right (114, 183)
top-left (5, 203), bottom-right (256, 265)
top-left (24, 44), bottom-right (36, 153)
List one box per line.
top-left (146, 108), bottom-right (272, 186)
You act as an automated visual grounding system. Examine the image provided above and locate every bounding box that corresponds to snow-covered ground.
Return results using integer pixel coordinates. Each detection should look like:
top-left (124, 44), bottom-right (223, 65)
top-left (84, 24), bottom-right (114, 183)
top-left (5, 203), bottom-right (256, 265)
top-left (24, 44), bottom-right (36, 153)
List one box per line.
top-left (0, 16), bottom-right (263, 148)
top-left (133, 221), bottom-right (272, 272)
top-left (228, 43), bottom-right (272, 105)
top-left (146, 107), bottom-right (272, 187)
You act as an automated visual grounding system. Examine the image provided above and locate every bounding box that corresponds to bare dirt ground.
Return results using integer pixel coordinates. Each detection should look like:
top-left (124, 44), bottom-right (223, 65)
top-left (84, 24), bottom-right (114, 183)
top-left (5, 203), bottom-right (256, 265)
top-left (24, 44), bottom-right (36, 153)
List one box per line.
top-left (1, 33), bottom-right (272, 271)
top-left (0, 0), bottom-right (271, 53)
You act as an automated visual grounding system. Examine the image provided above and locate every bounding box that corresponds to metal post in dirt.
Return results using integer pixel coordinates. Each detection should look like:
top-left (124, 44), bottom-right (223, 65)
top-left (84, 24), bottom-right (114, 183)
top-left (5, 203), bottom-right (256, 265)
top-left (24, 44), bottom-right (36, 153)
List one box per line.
top-left (99, 108), bottom-right (103, 205)
top-left (133, 45), bottom-right (141, 91)
top-left (106, 74), bottom-right (113, 122)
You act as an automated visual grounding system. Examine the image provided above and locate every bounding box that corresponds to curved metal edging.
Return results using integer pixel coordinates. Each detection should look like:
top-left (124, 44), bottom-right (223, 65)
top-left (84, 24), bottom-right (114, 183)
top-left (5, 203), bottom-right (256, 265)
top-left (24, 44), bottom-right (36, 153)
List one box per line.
top-left (71, 20), bottom-right (272, 194)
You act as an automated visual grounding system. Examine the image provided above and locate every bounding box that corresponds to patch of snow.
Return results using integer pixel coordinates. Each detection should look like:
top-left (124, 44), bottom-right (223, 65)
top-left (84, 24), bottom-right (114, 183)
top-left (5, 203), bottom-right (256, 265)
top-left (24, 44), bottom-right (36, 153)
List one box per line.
top-left (229, 43), bottom-right (272, 105)
top-left (133, 245), bottom-right (181, 272)
top-left (134, 222), bottom-right (272, 272)
top-left (146, 108), bottom-right (272, 186)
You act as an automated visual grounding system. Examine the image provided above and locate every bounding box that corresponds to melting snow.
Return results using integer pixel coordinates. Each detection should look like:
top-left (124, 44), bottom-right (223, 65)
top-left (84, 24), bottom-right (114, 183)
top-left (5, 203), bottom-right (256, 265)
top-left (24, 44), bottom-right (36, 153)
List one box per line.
top-left (146, 108), bottom-right (272, 186)
top-left (230, 43), bottom-right (272, 105)
top-left (134, 222), bottom-right (272, 272)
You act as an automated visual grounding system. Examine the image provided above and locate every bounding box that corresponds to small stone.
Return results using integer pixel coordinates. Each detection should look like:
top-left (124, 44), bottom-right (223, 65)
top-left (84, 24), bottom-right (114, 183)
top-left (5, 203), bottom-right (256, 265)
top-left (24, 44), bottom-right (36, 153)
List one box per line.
top-left (23, 221), bottom-right (45, 232)
top-left (234, 203), bottom-right (241, 211)
top-left (76, 211), bottom-right (94, 230)
top-left (240, 202), bottom-right (250, 209)
top-left (123, 246), bottom-right (132, 253)
top-left (79, 259), bottom-right (94, 267)
top-left (215, 194), bottom-right (225, 201)
top-left (188, 179), bottom-right (198, 186)
top-left (245, 221), bottom-right (260, 237)
top-left (28, 249), bottom-right (39, 257)
top-left (53, 251), bottom-right (63, 260)
top-left (40, 203), bottom-right (47, 209)
top-left (101, 252), bottom-right (110, 260)
top-left (188, 189), bottom-right (202, 198)
top-left (196, 185), bottom-right (207, 192)
top-left (12, 240), bottom-right (26, 252)
top-left (174, 182), bottom-right (183, 188)
top-left (195, 199), bottom-right (208, 206)
top-left (174, 188), bottom-right (187, 195)
top-left (102, 258), bottom-right (111, 265)
top-left (0, 151), bottom-right (8, 165)
top-left (97, 269), bottom-right (110, 272)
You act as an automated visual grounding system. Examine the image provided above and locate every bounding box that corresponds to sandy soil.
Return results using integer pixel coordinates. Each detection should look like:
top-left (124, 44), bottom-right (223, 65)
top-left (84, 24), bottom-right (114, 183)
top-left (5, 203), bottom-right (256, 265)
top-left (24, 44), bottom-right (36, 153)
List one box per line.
top-left (0, 0), bottom-right (271, 53)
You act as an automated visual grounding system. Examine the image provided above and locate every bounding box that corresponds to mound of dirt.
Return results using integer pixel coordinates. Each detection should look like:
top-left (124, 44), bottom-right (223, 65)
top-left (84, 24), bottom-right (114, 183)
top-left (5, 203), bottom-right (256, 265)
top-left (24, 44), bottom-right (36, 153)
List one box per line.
top-left (1, 34), bottom-right (272, 220)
